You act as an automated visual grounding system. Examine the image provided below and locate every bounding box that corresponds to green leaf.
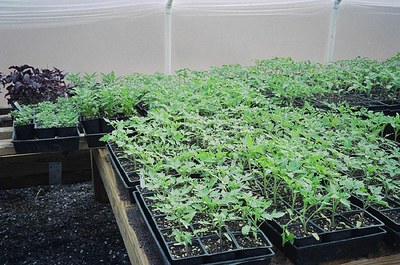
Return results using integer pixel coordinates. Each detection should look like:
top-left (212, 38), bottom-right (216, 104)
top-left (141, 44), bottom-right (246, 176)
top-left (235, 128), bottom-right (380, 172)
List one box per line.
top-left (311, 232), bottom-right (320, 241)
top-left (241, 225), bottom-right (251, 236)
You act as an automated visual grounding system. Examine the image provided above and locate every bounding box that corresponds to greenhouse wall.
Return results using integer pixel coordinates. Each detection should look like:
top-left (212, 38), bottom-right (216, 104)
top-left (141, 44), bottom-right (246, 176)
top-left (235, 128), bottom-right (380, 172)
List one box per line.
top-left (1, 0), bottom-right (400, 104)
top-left (171, 0), bottom-right (331, 70)
top-left (334, 0), bottom-right (400, 60)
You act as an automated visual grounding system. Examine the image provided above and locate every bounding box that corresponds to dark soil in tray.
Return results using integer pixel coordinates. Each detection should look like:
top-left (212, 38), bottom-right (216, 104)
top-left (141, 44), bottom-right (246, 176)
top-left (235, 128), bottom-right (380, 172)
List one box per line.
top-left (235, 234), bottom-right (267, 248)
top-left (202, 237), bottom-right (235, 254)
top-left (0, 182), bottom-right (130, 265)
top-left (168, 241), bottom-right (204, 259)
top-left (383, 209), bottom-right (400, 223)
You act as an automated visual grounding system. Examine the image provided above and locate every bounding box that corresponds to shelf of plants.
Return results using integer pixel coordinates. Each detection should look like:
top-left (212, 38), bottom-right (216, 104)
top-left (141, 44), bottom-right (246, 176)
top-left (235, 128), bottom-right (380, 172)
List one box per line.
top-left (11, 98), bottom-right (80, 153)
top-left (69, 72), bottom-right (148, 147)
top-left (94, 54), bottom-right (400, 265)
top-left (1, 54), bottom-right (399, 264)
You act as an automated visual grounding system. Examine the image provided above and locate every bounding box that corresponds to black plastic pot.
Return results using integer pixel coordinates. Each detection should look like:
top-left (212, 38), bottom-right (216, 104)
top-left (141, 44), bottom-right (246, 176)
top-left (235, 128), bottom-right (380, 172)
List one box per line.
top-left (380, 207), bottom-right (400, 249)
top-left (14, 123), bottom-right (34, 140)
top-left (262, 221), bottom-right (386, 265)
top-left (340, 210), bottom-right (385, 237)
top-left (285, 222), bottom-right (324, 247)
top-left (34, 127), bottom-right (57, 139)
top-left (230, 232), bottom-right (273, 259)
top-left (313, 215), bottom-right (354, 242)
top-left (81, 118), bottom-right (101, 134)
top-left (200, 234), bottom-right (237, 263)
top-left (82, 125), bottom-right (106, 148)
top-left (100, 118), bottom-right (113, 133)
top-left (57, 126), bottom-right (78, 137)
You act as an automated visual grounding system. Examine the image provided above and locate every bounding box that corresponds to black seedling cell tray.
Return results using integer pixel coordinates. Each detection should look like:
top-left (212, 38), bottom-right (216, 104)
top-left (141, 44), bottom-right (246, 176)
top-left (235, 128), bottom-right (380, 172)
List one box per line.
top-left (12, 129), bottom-right (80, 154)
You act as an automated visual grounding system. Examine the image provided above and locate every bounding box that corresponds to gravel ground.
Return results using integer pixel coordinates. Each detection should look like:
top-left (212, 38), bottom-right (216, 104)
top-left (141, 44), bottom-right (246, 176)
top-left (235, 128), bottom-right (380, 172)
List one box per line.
top-left (0, 182), bottom-right (130, 265)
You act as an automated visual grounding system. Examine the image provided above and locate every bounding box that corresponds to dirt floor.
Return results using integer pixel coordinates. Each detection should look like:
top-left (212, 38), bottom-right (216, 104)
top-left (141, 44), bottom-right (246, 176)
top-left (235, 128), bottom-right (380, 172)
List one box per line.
top-left (0, 182), bottom-right (130, 265)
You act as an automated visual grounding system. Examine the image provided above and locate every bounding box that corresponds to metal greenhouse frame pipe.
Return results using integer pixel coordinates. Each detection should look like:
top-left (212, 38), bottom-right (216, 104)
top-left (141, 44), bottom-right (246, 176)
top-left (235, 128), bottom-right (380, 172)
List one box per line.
top-left (327, 0), bottom-right (342, 62)
top-left (165, 0), bottom-right (173, 75)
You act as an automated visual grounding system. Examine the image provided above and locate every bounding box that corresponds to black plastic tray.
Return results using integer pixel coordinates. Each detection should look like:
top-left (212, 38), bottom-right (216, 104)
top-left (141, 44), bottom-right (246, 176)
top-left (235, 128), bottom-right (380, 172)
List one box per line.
top-left (12, 130), bottom-right (80, 154)
top-left (133, 191), bottom-right (275, 265)
top-left (106, 144), bottom-right (136, 203)
top-left (351, 196), bottom-right (400, 233)
top-left (384, 225), bottom-right (400, 250)
top-left (106, 143), bottom-right (140, 187)
top-left (262, 221), bottom-right (386, 265)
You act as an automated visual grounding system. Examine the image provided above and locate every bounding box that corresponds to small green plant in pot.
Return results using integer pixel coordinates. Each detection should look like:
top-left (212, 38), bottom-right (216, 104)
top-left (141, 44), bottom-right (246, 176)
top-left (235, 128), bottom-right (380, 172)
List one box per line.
top-left (69, 73), bottom-right (102, 134)
top-left (12, 105), bottom-right (34, 140)
top-left (55, 98), bottom-right (79, 137)
top-left (34, 101), bottom-right (58, 139)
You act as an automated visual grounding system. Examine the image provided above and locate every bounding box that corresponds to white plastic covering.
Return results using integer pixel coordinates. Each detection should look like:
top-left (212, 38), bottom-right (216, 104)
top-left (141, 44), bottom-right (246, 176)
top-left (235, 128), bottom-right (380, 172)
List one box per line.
top-left (172, 0), bottom-right (331, 70)
top-left (0, 1), bottom-right (164, 25)
top-left (173, 0), bottom-right (328, 15)
top-left (1, 0), bottom-right (400, 104)
top-left (0, 1), bottom-right (165, 82)
top-left (333, 0), bottom-right (400, 60)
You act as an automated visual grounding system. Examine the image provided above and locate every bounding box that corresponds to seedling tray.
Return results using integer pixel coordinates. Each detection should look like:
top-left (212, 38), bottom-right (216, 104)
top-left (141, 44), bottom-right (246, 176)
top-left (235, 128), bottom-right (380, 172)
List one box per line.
top-left (106, 143), bottom-right (140, 187)
top-left (262, 221), bottom-right (386, 265)
top-left (384, 225), bottom-right (400, 250)
top-left (133, 191), bottom-right (275, 265)
top-left (106, 144), bottom-right (136, 203)
top-left (350, 196), bottom-right (400, 246)
top-left (12, 130), bottom-right (80, 154)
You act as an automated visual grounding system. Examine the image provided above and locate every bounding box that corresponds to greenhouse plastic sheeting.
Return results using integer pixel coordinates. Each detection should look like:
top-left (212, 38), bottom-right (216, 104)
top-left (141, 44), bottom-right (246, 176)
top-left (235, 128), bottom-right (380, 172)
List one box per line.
top-left (172, 0), bottom-right (331, 70)
top-left (0, 1), bottom-right (165, 24)
top-left (0, 0), bottom-right (400, 101)
top-left (334, 0), bottom-right (400, 61)
top-left (0, 1), bottom-right (165, 81)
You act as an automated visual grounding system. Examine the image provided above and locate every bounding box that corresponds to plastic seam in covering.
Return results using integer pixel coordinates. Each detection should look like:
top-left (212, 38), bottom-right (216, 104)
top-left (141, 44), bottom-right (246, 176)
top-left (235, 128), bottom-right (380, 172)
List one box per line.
top-left (0, 0), bottom-right (165, 25)
top-left (172, 0), bottom-right (330, 16)
top-left (341, 0), bottom-right (400, 15)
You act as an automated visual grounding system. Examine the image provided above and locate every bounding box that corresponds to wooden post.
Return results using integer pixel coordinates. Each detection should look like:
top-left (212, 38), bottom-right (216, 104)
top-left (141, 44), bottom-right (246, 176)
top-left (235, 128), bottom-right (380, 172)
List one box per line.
top-left (48, 162), bottom-right (62, 185)
top-left (91, 149), bottom-right (109, 203)
top-left (92, 148), bottom-right (151, 265)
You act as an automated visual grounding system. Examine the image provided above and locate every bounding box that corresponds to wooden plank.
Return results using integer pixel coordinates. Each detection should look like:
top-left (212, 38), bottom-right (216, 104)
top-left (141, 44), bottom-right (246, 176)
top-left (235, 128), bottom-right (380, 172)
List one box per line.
top-left (343, 254), bottom-right (400, 265)
top-left (48, 161), bottom-right (62, 185)
top-left (0, 139), bottom-right (14, 155)
top-left (93, 149), bottom-right (150, 265)
top-left (0, 150), bottom-right (91, 179)
top-left (0, 169), bottom-right (91, 189)
top-left (0, 105), bottom-right (11, 115)
top-left (0, 174), bottom-right (49, 189)
top-left (91, 150), bottom-right (109, 203)
top-left (0, 149), bottom-right (91, 190)
top-left (0, 127), bottom-right (13, 140)
top-left (0, 115), bottom-right (12, 127)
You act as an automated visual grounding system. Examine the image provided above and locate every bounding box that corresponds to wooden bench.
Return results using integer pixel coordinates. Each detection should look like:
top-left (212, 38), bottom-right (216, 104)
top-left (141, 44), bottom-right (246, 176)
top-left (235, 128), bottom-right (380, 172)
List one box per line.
top-left (1, 105), bottom-right (399, 265)
top-left (91, 148), bottom-right (400, 265)
top-left (0, 105), bottom-right (91, 189)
